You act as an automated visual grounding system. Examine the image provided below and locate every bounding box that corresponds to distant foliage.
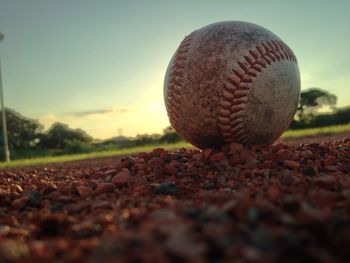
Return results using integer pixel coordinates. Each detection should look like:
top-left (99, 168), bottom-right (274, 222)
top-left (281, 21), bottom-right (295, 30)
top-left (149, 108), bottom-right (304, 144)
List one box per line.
top-left (295, 88), bottom-right (337, 126)
top-left (159, 126), bottom-right (182, 143)
top-left (0, 108), bottom-right (43, 149)
top-left (291, 107), bottom-right (350, 129)
top-left (38, 122), bottom-right (93, 149)
top-left (290, 88), bottom-right (345, 129)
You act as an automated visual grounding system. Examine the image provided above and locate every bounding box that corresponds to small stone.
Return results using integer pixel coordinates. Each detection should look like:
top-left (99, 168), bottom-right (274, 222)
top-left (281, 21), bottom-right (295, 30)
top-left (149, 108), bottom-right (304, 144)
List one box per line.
top-left (324, 155), bottom-right (336, 166)
top-left (315, 175), bottom-right (337, 190)
top-left (297, 204), bottom-right (324, 225)
top-left (153, 182), bottom-right (178, 195)
top-left (243, 247), bottom-right (262, 261)
top-left (340, 162), bottom-right (350, 173)
top-left (0, 225), bottom-right (10, 235)
top-left (0, 187), bottom-right (8, 197)
top-left (284, 160), bottom-right (300, 169)
top-left (279, 172), bottom-right (297, 186)
top-left (201, 180), bottom-right (216, 190)
top-left (11, 196), bottom-right (29, 210)
top-left (76, 186), bottom-right (93, 197)
top-left (111, 169), bottom-right (131, 187)
top-left (165, 233), bottom-right (206, 260)
top-left (152, 147), bottom-right (167, 156)
top-left (92, 201), bottom-right (111, 210)
top-left (341, 189), bottom-right (350, 198)
top-left (30, 241), bottom-right (48, 260)
top-left (164, 165), bottom-right (178, 175)
top-left (120, 156), bottom-right (135, 169)
top-left (0, 240), bottom-right (29, 261)
top-left (300, 149), bottom-right (313, 159)
top-left (50, 203), bottom-right (64, 212)
top-left (216, 175), bottom-right (227, 186)
top-left (25, 191), bottom-right (42, 208)
top-left (170, 160), bottom-right (181, 167)
top-left (192, 153), bottom-right (202, 161)
top-left (229, 142), bottom-right (245, 153)
top-left (325, 165), bottom-right (337, 172)
top-left (280, 213), bottom-right (296, 225)
top-left (302, 166), bottom-right (317, 177)
top-left (60, 185), bottom-right (73, 195)
top-left (247, 207), bottom-right (260, 226)
top-left (94, 183), bottom-right (115, 195)
top-left (275, 149), bottom-right (292, 161)
top-left (209, 152), bottom-right (226, 162)
top-left (266, 186), bottom-right (281, 199)
top-left (102, 169), bottom-right (118, 176)
top-left (202, 149), bottom-right (213, 159)
top-left (12, 184), bottom-right (23, 193)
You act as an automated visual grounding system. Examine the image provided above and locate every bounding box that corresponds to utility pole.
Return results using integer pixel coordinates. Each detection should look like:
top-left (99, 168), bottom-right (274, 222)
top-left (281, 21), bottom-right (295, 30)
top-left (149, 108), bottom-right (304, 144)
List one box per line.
top-left (0, 32), bottom-right (10, 162)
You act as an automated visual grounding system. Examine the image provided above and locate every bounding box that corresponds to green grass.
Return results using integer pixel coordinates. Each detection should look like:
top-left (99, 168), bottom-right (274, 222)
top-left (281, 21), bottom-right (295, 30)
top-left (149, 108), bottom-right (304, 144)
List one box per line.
top-left (1, 123), bottom-right (349, 169)
top-left (282, 123), bottom-right (350, 138)
top-left (0, 141), bottom-right (191, 169)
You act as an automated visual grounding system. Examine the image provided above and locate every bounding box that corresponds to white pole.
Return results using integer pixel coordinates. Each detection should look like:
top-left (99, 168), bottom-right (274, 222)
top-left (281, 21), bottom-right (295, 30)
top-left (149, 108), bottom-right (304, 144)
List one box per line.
top-left (0, 32), bottom-right (10, 162)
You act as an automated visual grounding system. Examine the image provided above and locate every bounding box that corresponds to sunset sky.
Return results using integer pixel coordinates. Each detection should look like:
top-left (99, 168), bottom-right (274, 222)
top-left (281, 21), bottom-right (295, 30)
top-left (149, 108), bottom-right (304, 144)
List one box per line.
top-left (0, 0), bottom-right (349, 139)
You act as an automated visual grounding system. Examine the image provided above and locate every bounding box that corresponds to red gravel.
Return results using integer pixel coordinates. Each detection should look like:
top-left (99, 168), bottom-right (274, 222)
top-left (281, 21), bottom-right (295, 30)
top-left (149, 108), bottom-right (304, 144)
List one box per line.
top-left (0, 138), bottom-right (350, 262)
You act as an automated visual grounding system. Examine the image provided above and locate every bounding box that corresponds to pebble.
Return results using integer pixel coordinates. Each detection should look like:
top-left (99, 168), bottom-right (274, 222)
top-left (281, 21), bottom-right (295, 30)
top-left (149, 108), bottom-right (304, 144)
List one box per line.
top-left (111, 169), bottom-right (131, 187)
top-left (300, 149), bottom-right (314, 158)
top-left (201, 180), bottom-right (216, 190)
top-left (11, 196), bottom-right (29, 210)
top-left (209, 152), bottom-right (226, 162)
top-left (315, 175), bottom-right (337, 190)
top-left (0, 240), bottom-right (29, 261)
top-left (0, 187), bottom-right (8, 197)
top-left (202, 149), bottom-right (213, 159)
top-left (25, 191), bottom-right (42, 208)
top-left (275, 149), bottom-right (292, 161)
top-left (12, 184), bottom-right (23, 193)
top-left (324, 155), bottom-right (336, 166)
top-left (302, 166), bottom-right (317, 177)
top-left (76, 186), bottom-right (93, 197)
top-left (284, 160), bottom-right (300, 169)
top-left (153, 182), bottom-right (179, 195)
top-left (94, 183), bottom-right (115, 195)
top-left (163, 164), bottom-right (178, 175)
top-left (266, 186), bottom-right (281, 200)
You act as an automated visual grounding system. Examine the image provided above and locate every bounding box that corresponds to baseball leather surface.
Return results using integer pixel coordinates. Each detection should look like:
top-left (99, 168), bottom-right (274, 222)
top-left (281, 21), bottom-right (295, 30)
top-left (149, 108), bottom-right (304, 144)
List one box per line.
top-left (164, 21), bottom-right (300, 149)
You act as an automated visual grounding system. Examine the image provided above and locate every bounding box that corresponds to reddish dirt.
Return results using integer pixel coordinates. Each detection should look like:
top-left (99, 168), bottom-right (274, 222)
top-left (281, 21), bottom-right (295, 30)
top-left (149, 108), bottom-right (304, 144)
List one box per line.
top-left (0, 134), bottom-right (350, 262)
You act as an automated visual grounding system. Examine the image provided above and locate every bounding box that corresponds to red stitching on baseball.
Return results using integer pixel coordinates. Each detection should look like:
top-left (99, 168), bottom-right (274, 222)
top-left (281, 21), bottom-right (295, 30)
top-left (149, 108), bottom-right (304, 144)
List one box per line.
top-left (167, 34), bottom-right (193, 136)
top-left (218, 39), bottom-right (297, 144)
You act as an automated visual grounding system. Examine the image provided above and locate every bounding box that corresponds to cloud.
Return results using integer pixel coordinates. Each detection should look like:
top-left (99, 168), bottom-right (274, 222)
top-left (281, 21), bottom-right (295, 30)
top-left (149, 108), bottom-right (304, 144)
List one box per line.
top-left (62, 108), bottom-right (128, 117)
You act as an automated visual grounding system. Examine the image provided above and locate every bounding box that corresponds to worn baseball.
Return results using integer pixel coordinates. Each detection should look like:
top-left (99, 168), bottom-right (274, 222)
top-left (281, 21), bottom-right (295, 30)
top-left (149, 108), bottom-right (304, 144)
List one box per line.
top-left (164, 21), bottom-right (300, 149)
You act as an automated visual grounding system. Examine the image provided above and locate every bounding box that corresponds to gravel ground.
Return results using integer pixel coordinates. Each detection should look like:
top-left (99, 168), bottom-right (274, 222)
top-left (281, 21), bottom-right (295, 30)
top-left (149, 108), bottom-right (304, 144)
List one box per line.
top-left (0, 134), bottom-right (350, 263)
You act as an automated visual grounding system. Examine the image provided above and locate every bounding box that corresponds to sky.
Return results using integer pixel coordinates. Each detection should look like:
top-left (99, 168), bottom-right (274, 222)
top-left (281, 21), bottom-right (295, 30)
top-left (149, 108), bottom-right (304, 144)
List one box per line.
top-left (0, 0), bottom-right (349, 139)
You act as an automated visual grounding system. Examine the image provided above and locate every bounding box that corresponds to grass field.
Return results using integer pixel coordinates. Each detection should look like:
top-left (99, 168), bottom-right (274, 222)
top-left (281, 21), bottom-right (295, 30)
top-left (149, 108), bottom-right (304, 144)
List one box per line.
top-left (282, 123), bottom-right (350, 138)
top-left (0, 124), bottom-right (349, 169)
top-left (0, 141), bottom-right (191, 169)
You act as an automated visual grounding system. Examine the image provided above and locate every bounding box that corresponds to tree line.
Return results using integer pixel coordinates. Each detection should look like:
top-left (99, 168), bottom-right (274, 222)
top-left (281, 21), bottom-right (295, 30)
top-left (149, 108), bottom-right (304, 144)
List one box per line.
top-left (0, 109), bottom-right (182, 159)
top-left (290, 88), bottom-right (350, 129)
top-left (0, 87), bottom-right (349, 160)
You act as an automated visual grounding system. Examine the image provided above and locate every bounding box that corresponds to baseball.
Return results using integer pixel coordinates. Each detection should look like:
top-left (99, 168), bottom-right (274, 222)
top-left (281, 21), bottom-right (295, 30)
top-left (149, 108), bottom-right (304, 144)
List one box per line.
top-left (164, 21), bottom-right (300, 149)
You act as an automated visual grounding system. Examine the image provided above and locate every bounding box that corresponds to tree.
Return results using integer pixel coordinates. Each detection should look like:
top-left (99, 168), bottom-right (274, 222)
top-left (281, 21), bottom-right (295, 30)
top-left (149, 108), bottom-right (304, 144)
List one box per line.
top-left (159, 126), bottom-right (182, 143)
top-left (134, 133), bottom-right (161, 146)
top-left (0, 108), bottom-right (43, 149)
top-left (39, 122), bottom-right (93, 149)
top-left (296, 88), bottom-right (337, 125)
